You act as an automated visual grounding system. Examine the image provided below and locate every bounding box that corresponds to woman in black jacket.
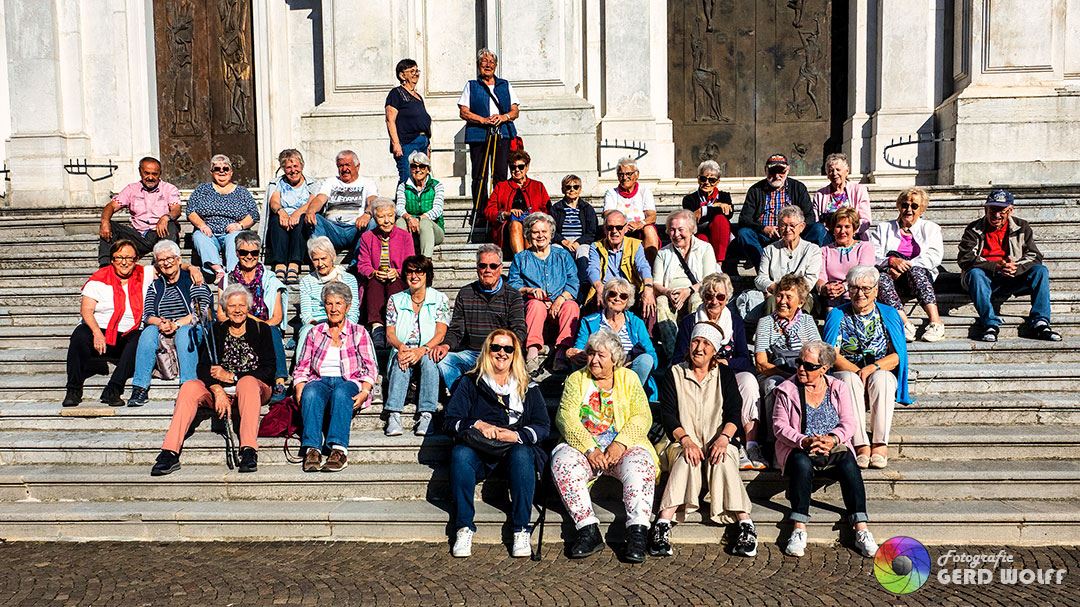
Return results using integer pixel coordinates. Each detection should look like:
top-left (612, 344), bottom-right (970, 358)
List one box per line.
top-left (550, 174), bottom-right (598, 293)
top-left (152, 284), bottom-right (275, 477)
top-left (444, 329), bottom-right (550, 559)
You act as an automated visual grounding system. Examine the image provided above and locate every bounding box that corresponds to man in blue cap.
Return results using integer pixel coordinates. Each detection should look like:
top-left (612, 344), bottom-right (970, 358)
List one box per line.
top-left (957, 189), bottom-right (1060, 342)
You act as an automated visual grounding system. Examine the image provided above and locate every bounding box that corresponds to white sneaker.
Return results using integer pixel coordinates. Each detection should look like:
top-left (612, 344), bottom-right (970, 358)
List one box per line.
top-left (855, 529), bottom-right (878, 558)
top-left (384, 412), bottom-right (403, 436)
top-left (511, 530), bottom-right (532, 557)
top-left (903, 320), bottom-right (917, 343)
top-left (452, 528), bottom-right (474, 558)
top-left (785, 528), bottom-right (807, 557)
top-left (922, 321), bottom-right (945, 342)
top-left (738, 445), bottom-right (753, 470)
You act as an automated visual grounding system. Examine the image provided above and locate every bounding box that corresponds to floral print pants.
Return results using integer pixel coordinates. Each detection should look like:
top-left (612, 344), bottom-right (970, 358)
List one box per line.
top-left (550, 444), bottom-right (656, 529)
top-left (877, 266), bottom-right (937, 308)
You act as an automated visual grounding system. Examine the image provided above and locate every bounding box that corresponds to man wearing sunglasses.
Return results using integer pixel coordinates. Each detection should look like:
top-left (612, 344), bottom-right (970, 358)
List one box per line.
top-left (585, 210), bottom-right (657, 323)
top-left (431, 244), bottom-right (527, 392)
top-left (736, 153), bottom-right (826, 268)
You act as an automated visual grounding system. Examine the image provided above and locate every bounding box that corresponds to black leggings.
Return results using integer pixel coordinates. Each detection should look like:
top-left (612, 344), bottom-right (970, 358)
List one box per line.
top-left (65, 323), bottom-right (141, 392)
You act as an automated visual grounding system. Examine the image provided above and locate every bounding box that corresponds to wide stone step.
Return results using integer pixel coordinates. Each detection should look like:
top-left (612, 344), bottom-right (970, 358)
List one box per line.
top-left (910, 362), bottom-right (1080, 393)
top-left (890, 425), bottom-right (1080, 460)
top-left (0, 497), bottom-right (1074, 544)
top-left (892, 392), bottom-right (1080, 426)
top-left (905, 338), bottom-right (1080, 365)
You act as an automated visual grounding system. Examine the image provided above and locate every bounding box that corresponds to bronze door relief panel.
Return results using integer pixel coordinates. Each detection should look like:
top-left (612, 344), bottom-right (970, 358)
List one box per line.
top-left (153, 0), bottom-right (259, 188)
top-left (669, 0), bottom-right (833, 178)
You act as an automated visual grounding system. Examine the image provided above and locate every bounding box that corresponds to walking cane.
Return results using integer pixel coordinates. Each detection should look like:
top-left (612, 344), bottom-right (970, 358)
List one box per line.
top-left (466, 126), bottom-right (501, 229)
top-left (531, 464), bottom-right (550, 561)
top-left (195, 294), bottom-right (239, 470)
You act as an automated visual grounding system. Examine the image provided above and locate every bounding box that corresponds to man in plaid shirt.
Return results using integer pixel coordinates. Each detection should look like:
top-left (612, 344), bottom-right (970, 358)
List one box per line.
top-left (431, 244), bottom-right (528, 391)
top-left (735, 153), bottom-right (826, 267)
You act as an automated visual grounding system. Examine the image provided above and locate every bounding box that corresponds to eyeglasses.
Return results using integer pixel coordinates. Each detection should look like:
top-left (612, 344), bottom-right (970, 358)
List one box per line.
top-left (616, 171), bottom-right (637, 178)
top-left (564, 184), bottom-right (581, 191)
top-left (698, 176), bottom-right (719, 185)
top-left (237, 249), bottom-right (260, 258)
top-left (778, 223), bottom-right (802, 230)
top-left (476, 262), bottom-right (501, 270)
top-left (796, 359), bottom-right (824, 371)
top-left (703, 293), bottom-right (728, 302)
top-left (489, 344), bottom-right (516, 354)
top-left (605, 224), bottom-right (626, 232)
top-left (211, 166), bottom-right (232, 174)
top-left (111, 255), bottom-right (137, 263)
top-left (403, 68), bottom-right (420, 75)
top-left (155, 255), bottom-right (179, 265)
top-left (899, 202), bottom-right (921, 210)
top-left (511, 164), bottom-right (528, 171)
top-left (410, 163), bottom-right (429, 170)
top-left (849, 285), bottom-right (876, 295)
top-left (606, 292), bottom-right (630, 301)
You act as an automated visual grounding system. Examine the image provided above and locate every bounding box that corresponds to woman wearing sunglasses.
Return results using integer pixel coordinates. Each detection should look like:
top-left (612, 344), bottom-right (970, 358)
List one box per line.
top-left (671, 273), bottom-right (765, 470)
top-left (186, 154), bottom-right (259, 283)
top-left (393, 151), bottom-right (444, 257)
top-left (550, 174), bottom-right (598, 288)
top-left (444, 329), bottom-right (550, 559)
top-left (484, 149), bottom-right (551, 255)
top-left (869, 187), bottom-right (945, 342)
top-left (681, 160), bottom-right (734, 263)
top-left (772, 340), bottom-right (878, 559)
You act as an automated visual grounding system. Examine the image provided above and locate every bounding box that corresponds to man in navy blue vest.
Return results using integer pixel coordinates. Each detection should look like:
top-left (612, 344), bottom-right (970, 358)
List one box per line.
top-left (458, 48), bottom-right (520, 207)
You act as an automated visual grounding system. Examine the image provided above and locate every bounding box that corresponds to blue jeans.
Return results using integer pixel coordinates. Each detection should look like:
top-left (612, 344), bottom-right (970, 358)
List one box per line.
top-left (627, 353), bottom-right (654, 390)
top-left (384, 351), bottom-right (440, 413)
top-left (450, 443), bottom-right (536, 532)
top-left (966, 264), bottom-right (1052, 328)
top-left (300, 376), bottom-right (359, 451)
top-left (191, 231), bottom-right (241, 273)
top-left (311, 215), bottom-right (377, 255)
top-left (395, 135), bottom-right (430, 184)
top-left (785, 449), bottom-right (868, 524)
top-left (736, 224), bottom-right (827, 267)
top-left (801, 222), bottom-right (828, 246)
top-left (132, 324), bottom-right (201, 389)
top-left (437, 350), bottom-right (480, 393)
top-left (269, 325), bottom-right (287, 381)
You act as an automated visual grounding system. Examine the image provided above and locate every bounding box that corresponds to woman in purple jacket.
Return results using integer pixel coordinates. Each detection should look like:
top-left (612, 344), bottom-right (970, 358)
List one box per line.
top-left (354, 198), bottom-right (416, 331)
top-left (772, 340), bottom-right (878, 559)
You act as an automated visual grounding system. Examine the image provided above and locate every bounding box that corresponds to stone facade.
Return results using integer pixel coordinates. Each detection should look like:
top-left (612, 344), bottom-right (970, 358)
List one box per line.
top-left (0, 0), bottom-right (1077, 208)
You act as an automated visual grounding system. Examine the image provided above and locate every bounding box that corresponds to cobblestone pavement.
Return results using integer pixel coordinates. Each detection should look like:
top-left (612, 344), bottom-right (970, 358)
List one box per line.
top-left (0, 541), bottom-right (1075, 606)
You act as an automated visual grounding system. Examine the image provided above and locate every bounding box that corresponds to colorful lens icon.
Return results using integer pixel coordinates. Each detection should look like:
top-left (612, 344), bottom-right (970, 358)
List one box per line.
top-left (874, 536), bottom-right (931, 594)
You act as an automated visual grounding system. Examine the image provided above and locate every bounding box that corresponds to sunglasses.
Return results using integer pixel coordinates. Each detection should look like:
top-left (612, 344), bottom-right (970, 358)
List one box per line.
top-left (410, 163), bottom-right (429, 170)
top-left (155, 255), bottom-right (179, 265)
top-left (511, 164), bottom-right (528, 171)
top-left (490, 344), bottom-right (516, 354)
top-left (899, 202), bottom-right (921, 210)
top-left (616, 171), bottom-right (637, 178)
top-left (703, 293), bottom-right (728, 302)
top-left (211, 166), bottom-right (232, 174)
top-left (698, 176), bottom-right (719, 185)
top-left (404, 268), bottom-right (426, 275)
top-left (606, 292), bottom-right (630, 301)
top-left (796, 359), bottom-right (824, 371)
top-left (564, 184), bottom-right (581, 191)
top-left (605, 224), bottom-right (626, 232)
top-left (476, 262), bottom-right (501, 270)
top-left (237, 249), bottom-right (260, 258)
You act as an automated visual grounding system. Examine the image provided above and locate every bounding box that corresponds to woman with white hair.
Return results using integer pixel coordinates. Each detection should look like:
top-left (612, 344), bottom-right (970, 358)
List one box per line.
top-left (681, 159), bottom-right (734, 262)
top-left (152, 284), bottom-right (275, 476)
top-left (812, 153), bottom-right (871, 240)
top-left (394, 150), bottom-right (445, 257)
top-left (265, 148), bottom-right (313, 284)
top-left (652, 209), bottom-right (718, 359)
top-left (186, 154), bottom-right (260, 281)
top-left (735, 205), bottom-right (821, 324)
top-left (823, 265), bottom-right (912, 470)
top-left (297, 236), bottom-right (361, 357)
top-left (354, 197), bottom-right (416, 329)
top-left (603, 157), bottom-right (660, 262)
top-left (508, 212), bottom-right (580, 374)
top-left (127, 240), bottom-right (212, 407)
top-left (553, 328), bottom-right (659, 563)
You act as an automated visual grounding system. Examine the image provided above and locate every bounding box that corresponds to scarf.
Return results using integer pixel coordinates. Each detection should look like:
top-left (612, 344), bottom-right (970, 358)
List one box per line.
top-left (617, 182), bottom-right (639, 199)
top-left (693, 304), bottom-right (734, 345)
top-left (483, 373), bottom-right (523, 424)
top-left (697, 187), bottom-right (720, 207)
top-left (479, 277), bottom-right (503, 295)
top-left (230, 264), bottom-right (268, 320)
top-left (316, 264), bottom-right (345, 285)
top-left (773, 309), bottom-right (804, 346)
top-left (86, 265), bottom-right (145, 346)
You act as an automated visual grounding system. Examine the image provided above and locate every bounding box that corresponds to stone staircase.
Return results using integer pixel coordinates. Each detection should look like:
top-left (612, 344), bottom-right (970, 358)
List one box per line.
top-left (0, 184), bottom-right (1077, 546)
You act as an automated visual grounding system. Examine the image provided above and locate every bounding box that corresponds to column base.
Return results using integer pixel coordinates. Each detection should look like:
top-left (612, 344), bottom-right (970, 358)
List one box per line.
top-left (4, 133), bottom-right (110, 209)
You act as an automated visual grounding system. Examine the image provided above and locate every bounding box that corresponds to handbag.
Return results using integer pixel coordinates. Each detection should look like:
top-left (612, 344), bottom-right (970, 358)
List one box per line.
top-left (798, 384), bottom-right (849, 471)
top-left (258, 395), bottom-right (303, 463)
top-left (152, 335), bottom-right (179, 381)
top-left (462, 426), bottom-right (515, 457)
top-left (768, 343), bottom-right (801, 374)
top-left (480, 81), bottom-right (523, 151)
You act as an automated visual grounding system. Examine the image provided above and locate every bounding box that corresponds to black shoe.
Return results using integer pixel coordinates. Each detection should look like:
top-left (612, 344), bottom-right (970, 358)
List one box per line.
top-left (977, 324), bottom-right (999, 343)
top-left (127, 386), bottom-right (149, 407)
top-left (1020, 319), bottom-right (1062, 342)
top-left (62, 387), bottom-right (82, 408)
top-left (150, 450), bottom-right (180, 476)
top-left (648, 521), bottom-right (673, 556)
top-left (100, 386), bottom-right (125, 407)
top-left (238, 447), bottom-right (258, 473)
top-left (731, 521), bottom-right (758, 557)
top-left (624, 524), bottom-right (648, 563)
top-left (569, 523), bottom-right (604, 559)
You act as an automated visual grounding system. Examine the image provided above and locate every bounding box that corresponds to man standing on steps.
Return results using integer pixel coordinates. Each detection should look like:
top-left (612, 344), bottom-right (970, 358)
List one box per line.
top-left (735, 153), bottom-right (826, 268)
top-left (304, 150), bottom-right (379, 255)
top-left (958, 188), bottom-right (1061, 343)
top-left (430, 244), bottom-right (527, 392)
top-left (97, 157), bottom-right (181, 267)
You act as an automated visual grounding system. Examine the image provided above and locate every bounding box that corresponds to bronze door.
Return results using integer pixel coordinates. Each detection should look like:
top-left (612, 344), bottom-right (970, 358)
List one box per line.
top-left (668, 0), bottom-right (833, 178)
top-left (153, 0), bottom-right (259, 188)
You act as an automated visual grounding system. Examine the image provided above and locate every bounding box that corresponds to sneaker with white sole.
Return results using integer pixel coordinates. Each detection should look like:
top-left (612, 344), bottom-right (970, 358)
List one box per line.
top-left (745, 443), bottom-right (768, 470)
top-left (922, 321), bottom-right (945, 342)
top-left (511, 530), bottom-right (532, 557)
top-left (452, 528), bottom-right (474, 558)
top-left (903, 320), bottom-right (917, 343)
top-left (855, 529), bottom-right (878, 557)
top-left (785, 528), bottom-right (807, 557)
top-left (731, 521), bottom-right (758, 557)
top-left (384, 412), bottom-right (403, 436)
top-left (414, 412), bottom-right (432, 436)
top-left (738, 446), bottom-right (753, 470)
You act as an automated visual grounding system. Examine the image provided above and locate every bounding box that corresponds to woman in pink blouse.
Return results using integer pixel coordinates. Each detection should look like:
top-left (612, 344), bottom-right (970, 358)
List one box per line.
top-left (816, 208), bottom-right (876, 312)
top-left (812, 153), bottom-right (871, 241)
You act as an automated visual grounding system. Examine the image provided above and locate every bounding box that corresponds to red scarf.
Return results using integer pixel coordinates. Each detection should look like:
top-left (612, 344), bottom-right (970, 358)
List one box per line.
top-left (617, 182), bottom-right (639, 199)
top-left (697, 187), bottom-right (720, 207)
top-left (85, 265), bottom-right (145, 346)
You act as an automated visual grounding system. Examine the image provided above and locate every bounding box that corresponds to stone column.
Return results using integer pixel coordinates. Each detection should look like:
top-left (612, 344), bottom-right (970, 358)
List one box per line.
top-left (842, 0), bottom-right (875, 178)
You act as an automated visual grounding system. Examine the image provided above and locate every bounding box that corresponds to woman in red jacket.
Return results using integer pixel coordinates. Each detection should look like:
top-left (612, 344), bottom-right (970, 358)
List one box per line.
top-left (484, 150), bottom-right (550, 254)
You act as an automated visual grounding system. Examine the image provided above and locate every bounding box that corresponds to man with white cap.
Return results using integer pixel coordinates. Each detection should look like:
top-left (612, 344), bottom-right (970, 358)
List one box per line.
top-left (957, 188), bottom-right (1060, 343)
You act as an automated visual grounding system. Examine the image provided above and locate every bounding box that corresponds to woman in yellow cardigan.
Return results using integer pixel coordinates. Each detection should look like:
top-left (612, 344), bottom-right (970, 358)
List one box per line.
top-left (552, 328), bottom-right (659, 563)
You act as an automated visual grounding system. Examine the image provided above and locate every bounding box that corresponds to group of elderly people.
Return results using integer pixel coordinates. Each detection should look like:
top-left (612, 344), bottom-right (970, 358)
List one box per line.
top-left (75, 80), bottom-right (1061, 561)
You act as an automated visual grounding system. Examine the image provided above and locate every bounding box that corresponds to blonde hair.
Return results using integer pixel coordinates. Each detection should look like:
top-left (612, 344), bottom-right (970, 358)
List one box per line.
top-left (470, 329), bottom-right (529, 400)
top-left (897, 187), bottom-right (930, 209)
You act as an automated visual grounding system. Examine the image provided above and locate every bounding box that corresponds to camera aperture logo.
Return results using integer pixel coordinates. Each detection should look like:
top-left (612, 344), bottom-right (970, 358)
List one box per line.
top-left (874, 539), bottom-right (1070, 595)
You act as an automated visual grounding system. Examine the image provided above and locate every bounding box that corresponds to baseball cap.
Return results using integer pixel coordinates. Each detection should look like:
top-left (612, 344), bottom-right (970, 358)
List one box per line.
top-left (985, 189), bottom-right (1015, 208)
top-left (765, 154), bottom-right (789, 170)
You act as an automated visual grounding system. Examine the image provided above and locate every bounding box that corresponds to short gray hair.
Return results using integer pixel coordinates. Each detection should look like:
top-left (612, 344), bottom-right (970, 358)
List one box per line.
top-left (602, 277), bottom-right (636, 308)
top-left (407, 150), bottom-right (430, 167)
top-left (523, 212), bottom-right (556, 241)
top-left (335, 150), bottom-right (359, 165)
top-left (697, 160), bottom-right (721, 176)
top-left (824, 152), bottom-right (849, 171)
top-left (699, 272), bottom-right (733, 300)
top-left (222, 283), bottom-right (253, 309)
top-left (307, 236), bottom-right (336, 260)
top-left (666, 209), bottom-right (697, 232)
top-left (586, 329), bottom-right (627, 368)
top-left (209, 154), bottom-right (232, 170)
top-left (616, 156), bottom-right (638, 171)
top-left (321, 281), bottom-right (353, 306)
top-left (801, 340), bottom-right (836, 369)
top-left (846, 265), bottom-right (880, 288)
top-left (476, 243), bottom-right (502, 261)
top-left (476, 48), bottom-right (498, 65)
top-left (369, 197), bottom-right (396, 215)
top-left (235, 230), bottom-right (261, 250)
top-left (779, 205), bottom-right (805, 224)
top-left (151, 240), bottom-right (182, 260)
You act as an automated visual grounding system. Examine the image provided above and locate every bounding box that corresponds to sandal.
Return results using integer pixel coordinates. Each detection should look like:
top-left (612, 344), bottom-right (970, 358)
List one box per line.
top-left (1020, 320), bottom-right (1062, 342)
top-left (977, 325), bottom-right (998, 343)
top-left (285, 268), bottom-right (300, 285)
top-left (273, 266), bottom-right (287, 282)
